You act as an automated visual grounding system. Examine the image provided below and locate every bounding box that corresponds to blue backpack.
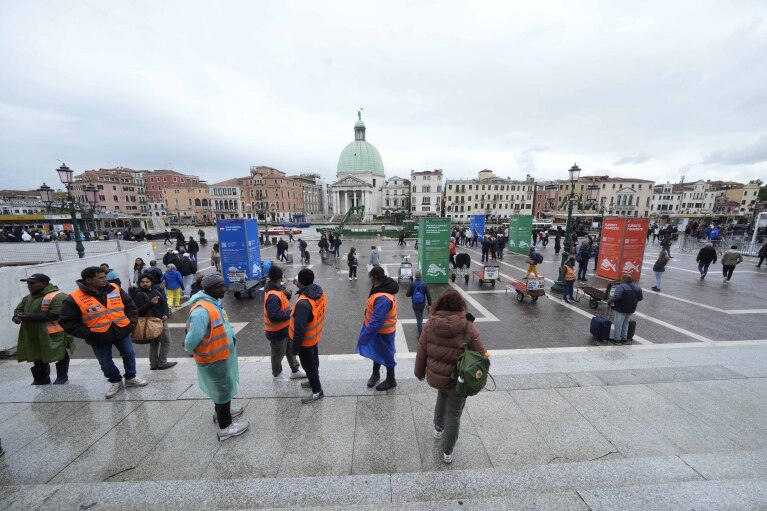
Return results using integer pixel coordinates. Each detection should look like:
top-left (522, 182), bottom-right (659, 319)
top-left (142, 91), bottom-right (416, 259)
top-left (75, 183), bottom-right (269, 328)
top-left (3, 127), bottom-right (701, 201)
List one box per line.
top-left (412, 282), bottom-right (425, 304)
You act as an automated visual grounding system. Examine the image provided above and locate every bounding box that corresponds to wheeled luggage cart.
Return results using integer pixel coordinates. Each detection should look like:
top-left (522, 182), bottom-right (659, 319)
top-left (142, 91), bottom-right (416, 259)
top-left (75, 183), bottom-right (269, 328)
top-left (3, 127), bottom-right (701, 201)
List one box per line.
top-left (472, 264), bottom-right (500, 287)
top-left (506, 276), bottom-right (546, 302)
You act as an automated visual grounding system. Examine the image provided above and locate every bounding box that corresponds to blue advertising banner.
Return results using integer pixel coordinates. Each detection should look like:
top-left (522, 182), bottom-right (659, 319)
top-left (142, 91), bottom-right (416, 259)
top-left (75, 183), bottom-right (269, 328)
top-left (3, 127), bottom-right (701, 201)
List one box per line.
top-left (469, 215), bottom-right (486, 241)
top-left (217, 219), bottom-right (262, 286)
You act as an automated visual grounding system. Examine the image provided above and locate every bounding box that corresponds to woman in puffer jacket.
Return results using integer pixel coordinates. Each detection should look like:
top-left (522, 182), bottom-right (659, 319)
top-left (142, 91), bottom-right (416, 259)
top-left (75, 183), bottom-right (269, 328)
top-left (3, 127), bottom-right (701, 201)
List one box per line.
top-left (414, 289), bottom-right (487, 465)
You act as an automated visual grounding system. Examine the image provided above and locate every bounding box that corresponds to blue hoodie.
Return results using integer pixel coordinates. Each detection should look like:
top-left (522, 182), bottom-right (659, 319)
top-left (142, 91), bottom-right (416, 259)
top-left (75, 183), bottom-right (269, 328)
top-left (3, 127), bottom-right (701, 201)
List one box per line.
top-left (162, 270), bottom-right (183, 290)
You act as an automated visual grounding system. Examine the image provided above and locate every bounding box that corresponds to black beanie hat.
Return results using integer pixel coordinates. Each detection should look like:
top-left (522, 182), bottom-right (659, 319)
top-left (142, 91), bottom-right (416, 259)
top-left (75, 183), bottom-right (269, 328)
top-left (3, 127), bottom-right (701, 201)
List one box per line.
top-left (268, 265), bottom-right (283, 281)
top-left (297, 268), bottom-right (314, 286)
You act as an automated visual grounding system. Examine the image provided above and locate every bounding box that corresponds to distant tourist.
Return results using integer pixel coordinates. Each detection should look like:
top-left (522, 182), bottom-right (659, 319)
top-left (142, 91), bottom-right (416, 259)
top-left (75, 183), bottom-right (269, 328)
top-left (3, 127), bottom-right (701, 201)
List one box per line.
top-left (651, 246), bottom-right (669, 292)
top-left (721, 245), bottom-right (744, 282)
top-left (696, 243), bottom-right (717, 280)
top-left (406, 271), bottom-right (432, 337)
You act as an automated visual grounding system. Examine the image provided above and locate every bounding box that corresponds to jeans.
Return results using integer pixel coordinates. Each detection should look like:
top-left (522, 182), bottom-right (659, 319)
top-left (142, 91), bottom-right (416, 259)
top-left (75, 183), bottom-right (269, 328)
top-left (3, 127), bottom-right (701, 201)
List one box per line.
top-left (497, 246), bottom-right (504, 258)
top-left (481, 250), bottom-right (488, 262)
top-left (723, 265), bottom-right (735, 280)
top-left (189, 252), bottom-right (198, 263)
top-left (215, 401), bottom-right (232, 429)
top-left (577, 259), bottom-right (589, 280)
top-left (413, 306), bottom-right (425, 337)
top-left (270, 336), bottom-right (300, 377)
top-left (434, 388), bottom-right (467, 455)
top-left (166, 288), bottom-right (181, 308)
top-left (562, 280), bottom-right (575, 301)
top-left (698, 261), bottom-right (711, 276)
top-left (182, 274), bottom-right (194, 297)
top-left (654, 271), bottom-right (663, 289)
top-left (149, 324), bottom-right (171, 368)
top-left (91, 335), bottom-right (137, 383)
top-left (613, 311), bottom-right (631, 341)
top-left (298, 344), bottom-right (322, 393)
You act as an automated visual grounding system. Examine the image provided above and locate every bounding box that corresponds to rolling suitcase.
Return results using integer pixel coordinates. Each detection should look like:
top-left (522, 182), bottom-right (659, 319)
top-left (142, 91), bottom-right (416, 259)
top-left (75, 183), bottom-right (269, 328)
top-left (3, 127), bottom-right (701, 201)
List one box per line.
top-left (590, 315), bottom-right (612, 343)
top-left (286, 253), bottom-right (293, 264)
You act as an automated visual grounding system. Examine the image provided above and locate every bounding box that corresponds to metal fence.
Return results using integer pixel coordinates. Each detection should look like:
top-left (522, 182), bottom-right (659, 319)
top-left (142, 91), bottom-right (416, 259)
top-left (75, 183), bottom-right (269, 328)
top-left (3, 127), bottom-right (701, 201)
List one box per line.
top-left (676, 234), bottom-right (765, 257)
top-left (0, 240), bottom-right (148, 264)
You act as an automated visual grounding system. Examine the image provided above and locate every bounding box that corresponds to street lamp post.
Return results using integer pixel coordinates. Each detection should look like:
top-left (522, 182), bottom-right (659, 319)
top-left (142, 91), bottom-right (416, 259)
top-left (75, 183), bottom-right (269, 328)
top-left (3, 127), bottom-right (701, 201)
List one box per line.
top-left (84, 184), bottom-right (99, 232)
top-left (550, 164), bottom-right (581, 293)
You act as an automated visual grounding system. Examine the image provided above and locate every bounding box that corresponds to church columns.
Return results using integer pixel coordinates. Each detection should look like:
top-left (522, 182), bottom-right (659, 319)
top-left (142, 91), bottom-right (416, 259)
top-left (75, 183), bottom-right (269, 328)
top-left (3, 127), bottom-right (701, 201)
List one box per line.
top-left (343, 192), bottom-right (348, 213)
top-left (334, 191), bottom-right (339, 214)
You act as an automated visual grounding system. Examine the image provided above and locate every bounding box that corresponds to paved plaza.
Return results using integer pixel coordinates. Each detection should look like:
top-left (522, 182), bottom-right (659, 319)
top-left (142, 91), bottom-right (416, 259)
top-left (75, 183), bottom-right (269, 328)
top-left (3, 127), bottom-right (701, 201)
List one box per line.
top-left (2, 236), bottom-right (767, 510)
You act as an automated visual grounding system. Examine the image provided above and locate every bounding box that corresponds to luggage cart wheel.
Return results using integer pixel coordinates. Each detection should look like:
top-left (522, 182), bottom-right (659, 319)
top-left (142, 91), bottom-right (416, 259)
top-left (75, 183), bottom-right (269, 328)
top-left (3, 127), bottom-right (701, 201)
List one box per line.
top-left (233, 292), bottom-right (242, 299)
top-left (532, 296), bottom-right (538, 302)
top-left (516, 292), bottom-right (524, 302)
top-left (589, 298), bottom-right (599, 309)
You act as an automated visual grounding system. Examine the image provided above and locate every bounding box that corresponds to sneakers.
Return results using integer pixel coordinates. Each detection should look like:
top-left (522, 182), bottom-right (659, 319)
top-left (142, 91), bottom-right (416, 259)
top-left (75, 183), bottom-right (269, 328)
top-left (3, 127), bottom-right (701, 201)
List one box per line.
top-left (290, 369), bottom-right (307, 379)
top-left (302, 391), bottom-right (324, 404)
top-left (433, 426), bottom-right (444, 440)
top-left (273, 372), bottom-right (291, 382)
top-left (300, 380), bottom-right (312, 389)
top-left (217, 421), bottom-right (250, 441)
top-left (105, 381), bottom-right (124, 399)
top-left (125, 376), bottom-right (148, 387)
top-left (443, 452), bottom-right (453, 464)
top-left (213, 405), bottom-right (244, 423)
top-left (354, 277), bottom-right (358, 280)
top-left (349, 277), bottom-right (353, 281)
top-left (651, 286), bottom-right (660, 292)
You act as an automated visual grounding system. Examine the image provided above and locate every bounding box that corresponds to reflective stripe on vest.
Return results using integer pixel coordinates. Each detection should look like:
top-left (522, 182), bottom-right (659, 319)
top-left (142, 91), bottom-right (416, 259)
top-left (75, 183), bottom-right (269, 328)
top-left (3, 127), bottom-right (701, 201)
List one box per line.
top-left (70, 284), bottom-right (130, 333)
top-left (288, 293), bottom-right (327, 347)
top-left (187, 301), bottom-right (231, 364)
top-left (564, 265), bottom-right (576, 281)
top-left (264, 290), bottom-right (290, 332)
top-left (40, 291), bottom-right (65, 335)
top-left (364, 292), bottom-right (398, 335)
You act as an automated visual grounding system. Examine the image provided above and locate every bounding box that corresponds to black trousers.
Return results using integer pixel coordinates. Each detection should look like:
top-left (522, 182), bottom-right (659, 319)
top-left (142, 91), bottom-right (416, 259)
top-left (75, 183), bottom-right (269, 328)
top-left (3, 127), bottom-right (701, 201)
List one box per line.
top-left (215, 401), bottom-right (232, 429)
top-left (723, 265), bottom-right (735, 280)
top-left (349, 266), bottom-right (357, 278)
top-left (298, 345), bottom-right (322, 394)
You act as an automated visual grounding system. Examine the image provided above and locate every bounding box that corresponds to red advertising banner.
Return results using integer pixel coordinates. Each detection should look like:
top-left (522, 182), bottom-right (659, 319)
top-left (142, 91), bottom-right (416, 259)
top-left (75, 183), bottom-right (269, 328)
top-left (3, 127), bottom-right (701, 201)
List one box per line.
top-left (619, 218), bottom-right (649, 282)
top-left (596, 217), bottom-right (624, 281)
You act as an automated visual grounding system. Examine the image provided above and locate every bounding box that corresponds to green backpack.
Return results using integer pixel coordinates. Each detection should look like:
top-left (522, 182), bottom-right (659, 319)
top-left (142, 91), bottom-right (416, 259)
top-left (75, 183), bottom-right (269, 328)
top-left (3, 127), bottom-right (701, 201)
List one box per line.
top-left (454, 338), bottom-right (494, 397)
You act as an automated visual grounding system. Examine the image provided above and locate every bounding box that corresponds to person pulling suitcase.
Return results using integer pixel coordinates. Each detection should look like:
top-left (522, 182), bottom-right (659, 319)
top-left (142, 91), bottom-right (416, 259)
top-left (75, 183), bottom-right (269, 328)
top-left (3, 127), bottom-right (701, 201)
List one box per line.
top-left (607, 274), bottom-right (643, 344)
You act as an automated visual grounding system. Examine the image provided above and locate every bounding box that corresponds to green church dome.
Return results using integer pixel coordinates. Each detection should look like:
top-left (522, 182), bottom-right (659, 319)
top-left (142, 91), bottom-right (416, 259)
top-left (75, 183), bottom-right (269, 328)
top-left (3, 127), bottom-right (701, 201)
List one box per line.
top-left (337, 114), bottom-right (384, 176)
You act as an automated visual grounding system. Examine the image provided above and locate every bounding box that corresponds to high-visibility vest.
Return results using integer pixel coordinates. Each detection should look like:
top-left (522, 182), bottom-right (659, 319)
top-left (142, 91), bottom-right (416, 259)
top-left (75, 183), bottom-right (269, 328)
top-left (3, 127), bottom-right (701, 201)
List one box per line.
top-left (70, 284), bottom-right (130, 333)
top-left (187, 301), bottom-right (231, 364)
top-left (264, 290), bottom-right (290, 332)
top-left (563, 265), bottom-right (577, 281)
top-left (364, 292), bottom-right (398, 335)
top-left (289, 293), bottom-right (326, 347)
top-left (40, 291), bottom-right (65, 335)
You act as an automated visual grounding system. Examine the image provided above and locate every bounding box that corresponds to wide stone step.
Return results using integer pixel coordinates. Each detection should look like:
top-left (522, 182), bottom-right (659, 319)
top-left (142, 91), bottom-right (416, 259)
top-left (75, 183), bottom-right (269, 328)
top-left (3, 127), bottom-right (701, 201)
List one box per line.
top-left (4, 453), bottom-right (766, 510)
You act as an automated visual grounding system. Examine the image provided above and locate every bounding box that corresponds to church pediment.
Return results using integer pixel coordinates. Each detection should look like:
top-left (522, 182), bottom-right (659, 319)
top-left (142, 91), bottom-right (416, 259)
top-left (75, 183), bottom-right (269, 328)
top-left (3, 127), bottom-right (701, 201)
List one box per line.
top-left (331, 175), bottom-right (372, 188)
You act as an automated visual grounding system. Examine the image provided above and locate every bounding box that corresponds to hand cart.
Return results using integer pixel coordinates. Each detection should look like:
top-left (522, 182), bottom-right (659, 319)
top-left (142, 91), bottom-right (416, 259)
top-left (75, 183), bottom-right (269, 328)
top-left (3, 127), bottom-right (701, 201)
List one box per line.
top-left (451, 253), bottom-right (471, 284)
top-left (472, 264), bottom-right (500, 287)
top-left (506, 276), bottom-right (546, 302)
top-left (398, 261), bottom-right (413, 282)
top-left (576, 281), bottom-right (619, 309)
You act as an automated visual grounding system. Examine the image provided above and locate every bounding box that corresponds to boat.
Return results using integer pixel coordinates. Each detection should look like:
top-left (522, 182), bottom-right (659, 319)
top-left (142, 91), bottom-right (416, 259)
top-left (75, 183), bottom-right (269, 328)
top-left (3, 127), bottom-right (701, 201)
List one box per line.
top-left (281, 221), bottom-right (311, 228)
top-left (262, 226), bottom-right (302, 236)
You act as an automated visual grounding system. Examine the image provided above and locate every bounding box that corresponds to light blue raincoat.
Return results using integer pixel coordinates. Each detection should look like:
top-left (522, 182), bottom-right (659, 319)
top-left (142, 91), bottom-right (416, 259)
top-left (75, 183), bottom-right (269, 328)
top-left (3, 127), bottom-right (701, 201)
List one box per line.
top-left (184, 292), bottom-right (239, 404)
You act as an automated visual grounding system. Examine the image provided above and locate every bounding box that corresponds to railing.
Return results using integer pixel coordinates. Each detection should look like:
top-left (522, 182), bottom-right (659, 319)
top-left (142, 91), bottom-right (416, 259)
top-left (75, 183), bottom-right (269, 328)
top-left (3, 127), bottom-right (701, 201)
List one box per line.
top-left (0, 239), bottom-right (145, 264)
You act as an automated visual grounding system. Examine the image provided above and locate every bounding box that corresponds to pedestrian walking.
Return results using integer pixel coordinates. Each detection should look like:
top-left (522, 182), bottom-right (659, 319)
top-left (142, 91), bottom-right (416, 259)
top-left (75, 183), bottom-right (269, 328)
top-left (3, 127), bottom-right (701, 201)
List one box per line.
top-left (277, 238), bottom-right (289, 262)
top-left (480, 237), bottom-right (490, 262)
top-left (756, 242), bottom-right (767, 269)
top-left (178, 253), bottom-right (197, 298)
top-left (358, 266), bottom-right (399, 391)
top-left (398, 230), bottom-right (407, 246)
top-left (348, 247), bottom-right (359, 280)
top-left (576, 240), bottom-right (592, 281)
top-left (187, 237), bottom-right (200, 263)
top-left (332, 237), bottom-right (342, 258)
top-left (298, 238), bottom-right (308, 263)
top-left (185, 273), bottom-right (247, 440)
top-left (289, 269), bottom-right (327, 404)
top-left (163, 229), bottom-right (171, 245)
top-left (554, 234), bottom-right (561, 255)
top-left (489, 237), bottom-right (498, 261)
top-left (58, 266), bottom-right (148, 399)
top-left (607, 274), bottom-right (643, 344)
top-left (696, 243), bottom-right (717, 279)
top-left (449, 238), bottom-right (457, 268)
top-left (161, 264), bottom-right (184, 310)
top-left (561, 256), bottom-right (577, 303)
top-left (651, 246), bottom-right (670, 291)
top-left (143, 260), bottom-right (164, 286)
top-left (132, 258), bottom-right (146, 285)
top-left (497, 235), bottom-right (506, 258)
top-left (211, 243), bottom-right (222, 273)
top-left (13, 273), bottom-right (74, 385)
top-left (264, 265), bottom-right (307, 381)
top-left (370, 245), bottom-right (380, 267)
top-left (721, 245), bottom-right (744, 282)
top-left (406, 271), bottom-right (432, 337)
top-left (414, 289), bottom-right (488, 464)
top-left (133, 276), bottom-right (177, 370)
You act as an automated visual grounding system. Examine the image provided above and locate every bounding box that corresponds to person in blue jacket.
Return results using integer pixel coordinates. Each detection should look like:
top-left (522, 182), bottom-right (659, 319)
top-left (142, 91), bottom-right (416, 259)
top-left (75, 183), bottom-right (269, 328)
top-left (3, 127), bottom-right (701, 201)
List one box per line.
top-left (406, 271), bottom-right (432, 337)
top-left (161, 264), bottom-right (184, 310)
top-left (357, 266), bottom-right (399, 391)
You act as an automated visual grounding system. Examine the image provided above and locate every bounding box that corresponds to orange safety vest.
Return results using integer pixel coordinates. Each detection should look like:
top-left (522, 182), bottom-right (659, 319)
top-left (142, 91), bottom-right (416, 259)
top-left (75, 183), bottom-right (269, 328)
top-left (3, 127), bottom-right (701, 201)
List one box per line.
top-left (70, 284), bottom-right (130, 333)
top-left (187, 301), bottom-right (231, 364)
top-left (364, 292), bottom-right (398, 335)
top-left (40, 291), bottom-right (65, 335)
top-left (288, 293), bottom-right (326, 347)
top-left (264, 290), bottom-right (291, 332)
top-left (563, 265), bottom-right (577, 281)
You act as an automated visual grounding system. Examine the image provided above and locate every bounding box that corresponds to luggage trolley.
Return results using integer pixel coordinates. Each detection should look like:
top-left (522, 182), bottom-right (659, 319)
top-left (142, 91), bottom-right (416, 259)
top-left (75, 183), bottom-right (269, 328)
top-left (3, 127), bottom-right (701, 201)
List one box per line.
top-left (451, 253), bottom-right (471, 284)
top-left (506, 276), bottom-right (546, 302)
top-left (472, 264), bottom-right (500, 287)
top-left (398, 255), bottom-right (414, 282)
top-left (576, 281), bottom-right (619, 309)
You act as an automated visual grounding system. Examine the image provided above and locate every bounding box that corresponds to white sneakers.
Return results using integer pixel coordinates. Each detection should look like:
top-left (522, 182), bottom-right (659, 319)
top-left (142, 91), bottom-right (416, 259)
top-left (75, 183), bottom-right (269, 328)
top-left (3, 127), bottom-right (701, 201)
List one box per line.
top-left (274, 369), bottom-right (307, 381)
top-left (433, 426), bottom-right (451, 463)
top-left (273, 372), bottom-right (291, 382)
top-left (433, 426), bottom-right (444, 439)
top-left (290, 369), bottom-right (307, 379)
top-left (217, 421), bottom-right (250, 441)
top-left (443, 452), bottom-right (453, 464)
top-left (105, 376), bottom-right (148, 399)
top-left (213, 405), bottom-right (244, 423)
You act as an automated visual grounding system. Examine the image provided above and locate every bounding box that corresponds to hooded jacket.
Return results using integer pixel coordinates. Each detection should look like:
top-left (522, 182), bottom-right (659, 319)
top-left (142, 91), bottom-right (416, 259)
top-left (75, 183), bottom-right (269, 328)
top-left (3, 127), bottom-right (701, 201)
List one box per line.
top-left (59, 281), bottom-right (137, 345)
top-left (14, 283), bottom-right (75, 363)
top-left (290, 283), bottom-right (324, 355)
top-left (414, 310), bottom-right (486, 390)
top-left (357, 277), bottom-right (400, 367)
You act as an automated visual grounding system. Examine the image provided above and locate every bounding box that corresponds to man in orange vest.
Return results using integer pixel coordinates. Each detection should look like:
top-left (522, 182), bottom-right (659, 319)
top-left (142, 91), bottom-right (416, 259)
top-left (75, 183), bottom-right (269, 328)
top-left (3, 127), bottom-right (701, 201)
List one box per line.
top-left (357, 266), bottom-right (399, 391)
top-left (185, 273), bottom-right (247, 440)
top-left (13, 273), bottom-right (75, 385)
top-left (289, 269), bottom-right (327, 404)
top-left (265, 265), bottom-right (306, 381)
top-left (59, 266), bottom-right (147, 399)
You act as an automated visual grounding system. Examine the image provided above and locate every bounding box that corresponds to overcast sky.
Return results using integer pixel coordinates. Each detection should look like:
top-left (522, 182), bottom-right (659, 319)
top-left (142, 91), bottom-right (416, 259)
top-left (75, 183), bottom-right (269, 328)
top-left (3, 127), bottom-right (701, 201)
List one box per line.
top-left (2, 0), bottom-right (766, 190)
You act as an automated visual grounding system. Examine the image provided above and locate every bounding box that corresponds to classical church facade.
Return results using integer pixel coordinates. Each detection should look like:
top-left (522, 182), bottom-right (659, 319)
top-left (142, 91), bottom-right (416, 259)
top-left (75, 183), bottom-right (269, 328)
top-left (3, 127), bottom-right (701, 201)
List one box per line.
top-left (330, 112), bottom-right (385, 222)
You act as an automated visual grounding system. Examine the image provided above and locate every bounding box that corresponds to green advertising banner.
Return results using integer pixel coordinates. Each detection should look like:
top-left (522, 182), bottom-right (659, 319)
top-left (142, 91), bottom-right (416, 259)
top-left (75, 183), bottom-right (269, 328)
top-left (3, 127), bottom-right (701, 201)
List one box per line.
top-left (417, 217), bottom-right (451, 284)
top-left (508, 215), bottom-right (533, 254)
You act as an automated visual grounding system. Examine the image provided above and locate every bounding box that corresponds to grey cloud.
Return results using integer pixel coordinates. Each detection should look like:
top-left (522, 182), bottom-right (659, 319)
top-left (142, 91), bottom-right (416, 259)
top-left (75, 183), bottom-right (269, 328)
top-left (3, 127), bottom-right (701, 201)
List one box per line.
top-left (703, 135), bottom-right (767, 165)
top-left (613, 152), bottom-right (652, 165)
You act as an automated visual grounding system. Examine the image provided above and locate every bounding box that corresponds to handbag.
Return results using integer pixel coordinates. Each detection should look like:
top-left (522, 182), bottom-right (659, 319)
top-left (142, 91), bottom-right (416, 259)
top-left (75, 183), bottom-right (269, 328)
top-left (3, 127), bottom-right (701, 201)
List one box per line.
top-left (131, 293), bottom-right (165, 343)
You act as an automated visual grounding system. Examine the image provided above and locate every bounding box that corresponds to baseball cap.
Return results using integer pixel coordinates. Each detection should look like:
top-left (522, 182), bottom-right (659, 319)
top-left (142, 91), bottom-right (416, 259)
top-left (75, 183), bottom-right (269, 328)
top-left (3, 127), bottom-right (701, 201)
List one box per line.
top-left (21, 273), bottom-right (51, 283)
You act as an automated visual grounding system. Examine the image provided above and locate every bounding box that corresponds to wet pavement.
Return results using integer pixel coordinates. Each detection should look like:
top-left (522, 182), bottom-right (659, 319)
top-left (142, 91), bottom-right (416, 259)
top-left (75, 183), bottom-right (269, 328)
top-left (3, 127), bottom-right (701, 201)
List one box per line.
top-left (73, 236), bottom-right (766, 359)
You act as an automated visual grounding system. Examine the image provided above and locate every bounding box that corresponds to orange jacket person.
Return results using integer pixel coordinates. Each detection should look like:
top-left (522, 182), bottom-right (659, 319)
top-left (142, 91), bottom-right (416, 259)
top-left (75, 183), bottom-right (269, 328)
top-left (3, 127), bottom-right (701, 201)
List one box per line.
top-left (289, 269), bottom-right (327, 404)
top-left (357, 266), bottom-right (399, 391)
